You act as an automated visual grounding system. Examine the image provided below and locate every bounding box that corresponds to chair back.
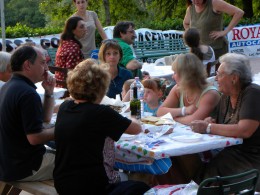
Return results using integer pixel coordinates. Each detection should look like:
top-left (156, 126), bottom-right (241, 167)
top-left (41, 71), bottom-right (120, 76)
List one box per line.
top-left (197, 169), bottom-right (259, 195)
top-left (48, 66), bottom-right (68, 89)
top-left (206, 76), bottom-right (218, 89)
top-left (46, 48), bottom-right (58, 66)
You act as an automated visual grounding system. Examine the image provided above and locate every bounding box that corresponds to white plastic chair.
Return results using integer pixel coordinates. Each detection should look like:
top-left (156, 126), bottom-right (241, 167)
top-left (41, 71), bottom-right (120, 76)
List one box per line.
top-left (206, 76), bottom-right (218, 89)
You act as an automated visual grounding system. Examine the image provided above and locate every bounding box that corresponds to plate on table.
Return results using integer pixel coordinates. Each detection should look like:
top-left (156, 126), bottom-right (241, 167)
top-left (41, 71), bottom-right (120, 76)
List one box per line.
top-left (169, 133), bottom-right (202, 143)
top-left (120, 134), bottom-right (137, 140)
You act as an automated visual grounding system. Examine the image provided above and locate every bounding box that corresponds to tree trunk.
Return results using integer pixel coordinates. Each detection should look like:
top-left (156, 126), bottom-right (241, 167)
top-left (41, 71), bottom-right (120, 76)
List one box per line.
top-left (103, 0), bottom-right (111, 25)
top-left (242, 0), bottom-right (253, 18)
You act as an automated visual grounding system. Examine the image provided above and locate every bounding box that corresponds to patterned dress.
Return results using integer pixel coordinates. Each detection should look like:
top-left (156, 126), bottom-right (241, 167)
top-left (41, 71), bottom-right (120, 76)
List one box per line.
top-left (55, 40), bottom-right (84, 87)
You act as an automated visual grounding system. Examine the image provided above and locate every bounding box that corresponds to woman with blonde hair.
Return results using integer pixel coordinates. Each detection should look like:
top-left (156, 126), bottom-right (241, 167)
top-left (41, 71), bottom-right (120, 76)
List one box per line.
top-left (157, 53), bottom-right (220, 125)
top-left (53, 59), bottom-right (150, 194)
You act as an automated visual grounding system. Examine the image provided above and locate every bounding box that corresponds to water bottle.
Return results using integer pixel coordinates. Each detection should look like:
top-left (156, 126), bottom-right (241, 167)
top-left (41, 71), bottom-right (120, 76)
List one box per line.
top-left (130, 77), bottom-right (144, 119)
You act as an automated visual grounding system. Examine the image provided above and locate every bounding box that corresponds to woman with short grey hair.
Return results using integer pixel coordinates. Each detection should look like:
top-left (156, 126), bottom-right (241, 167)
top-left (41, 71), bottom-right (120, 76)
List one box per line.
top-left (190, 53), bottom-right (260, 190)
top-left (0, 51), bottom-right (12, 88)
top-left (219, 53), bottom-right (252, 87)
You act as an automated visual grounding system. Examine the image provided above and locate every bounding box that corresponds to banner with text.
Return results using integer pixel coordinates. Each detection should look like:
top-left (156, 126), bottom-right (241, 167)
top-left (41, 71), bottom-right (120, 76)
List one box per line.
top-left (0, 27), bottom-right (184, 53)
top-left (227, 24), bottom-right (260, 58)
top-left (1, 25), bottom-right (260, 58)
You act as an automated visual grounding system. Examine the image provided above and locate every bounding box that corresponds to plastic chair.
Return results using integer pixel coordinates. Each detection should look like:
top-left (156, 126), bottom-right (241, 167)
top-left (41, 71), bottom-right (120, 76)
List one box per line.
top-left (197, 169), bottom-right (259, 195)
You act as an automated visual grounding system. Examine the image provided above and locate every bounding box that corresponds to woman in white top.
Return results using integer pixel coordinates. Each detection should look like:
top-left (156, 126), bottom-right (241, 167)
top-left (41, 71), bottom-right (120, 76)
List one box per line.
top-left (72, 0), bottom-right (108, 58)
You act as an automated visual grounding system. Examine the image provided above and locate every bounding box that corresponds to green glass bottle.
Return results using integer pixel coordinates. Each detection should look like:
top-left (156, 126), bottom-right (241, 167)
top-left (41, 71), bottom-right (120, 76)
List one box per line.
top-left (130, 86), bottom-right (141, 119)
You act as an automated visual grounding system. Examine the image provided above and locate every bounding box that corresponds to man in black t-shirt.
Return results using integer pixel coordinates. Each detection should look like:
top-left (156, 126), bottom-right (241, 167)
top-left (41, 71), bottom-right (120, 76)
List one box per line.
top-left (0, 45), bottom-right (56, 182)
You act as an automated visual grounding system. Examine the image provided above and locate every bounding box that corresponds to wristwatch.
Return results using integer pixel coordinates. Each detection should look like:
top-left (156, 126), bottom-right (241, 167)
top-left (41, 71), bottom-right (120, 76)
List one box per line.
top-left (206, 123), bottom-right (211, 134)
top-left (45, 94), bottom-right (54, 98)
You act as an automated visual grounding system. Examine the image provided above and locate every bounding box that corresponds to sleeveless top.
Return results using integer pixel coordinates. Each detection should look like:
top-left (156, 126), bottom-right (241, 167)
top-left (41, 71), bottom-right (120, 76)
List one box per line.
top-left (72, 11), bottom-right (98, 58)
top-left (190, 0), bottom-right (226, 49)
top-left (202, 46), bottom-right (215, 65)
top-left (180, 85), bottom-right (218, 108)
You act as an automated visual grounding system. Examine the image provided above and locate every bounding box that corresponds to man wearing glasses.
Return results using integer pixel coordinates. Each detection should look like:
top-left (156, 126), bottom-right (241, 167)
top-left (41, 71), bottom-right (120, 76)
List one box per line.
top-left (113, 21), bottom-right (143, 78)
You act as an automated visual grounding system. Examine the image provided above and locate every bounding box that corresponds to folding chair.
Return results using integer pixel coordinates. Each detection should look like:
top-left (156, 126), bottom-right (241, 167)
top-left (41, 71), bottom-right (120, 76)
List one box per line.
top-left (197, 169), bottom-right (259, 195)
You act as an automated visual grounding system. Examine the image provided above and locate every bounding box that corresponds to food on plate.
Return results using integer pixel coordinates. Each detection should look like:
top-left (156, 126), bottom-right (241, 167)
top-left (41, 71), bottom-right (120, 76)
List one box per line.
top-left (141, 116), bottom-right (175, 126)
top-left (109, 105), bottom-right (123, 113)
top-left (144, 128), bottom-right (173, 135)
top-left (141, 116), bottom-right (160, 124)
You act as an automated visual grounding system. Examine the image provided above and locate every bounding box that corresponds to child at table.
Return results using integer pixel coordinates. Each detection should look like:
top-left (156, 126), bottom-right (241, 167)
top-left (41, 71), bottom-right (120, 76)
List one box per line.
top-left (121, 79), bottom-right (134, 102)
top-left (142, 78), bottom-right (166, 116)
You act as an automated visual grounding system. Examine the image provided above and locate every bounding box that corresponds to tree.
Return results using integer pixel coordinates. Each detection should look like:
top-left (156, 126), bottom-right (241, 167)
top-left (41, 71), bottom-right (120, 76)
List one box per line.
top-left (4, 0), bottom-right (45, 28)
top-left (103, 0), bottom-right (111, 25)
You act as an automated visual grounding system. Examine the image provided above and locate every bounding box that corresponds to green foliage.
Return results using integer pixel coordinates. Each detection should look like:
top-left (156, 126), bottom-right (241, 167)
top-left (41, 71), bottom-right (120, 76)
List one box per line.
top-left (4, 0), bottom-right (46, 28)
top-left (1, 23), bottom-right (62, 38)
top-left (2, 0), bottom-right (260, 39)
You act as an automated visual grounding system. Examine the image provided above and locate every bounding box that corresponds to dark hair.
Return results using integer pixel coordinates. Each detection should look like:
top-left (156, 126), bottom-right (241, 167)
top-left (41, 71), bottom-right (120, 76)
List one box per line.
top-left (11, 45), bottom-right (38, 72)
top-left (113, 21), bottom-right (135, 38)
top-left (73, 0), bottom-right (87, 3)
top-left (98, 39), bottom-right (123, 63)
top-left (184, 28), bottom-right (203, 61)
top-left (187, 0), bottom-right (207, 6)
top-left (60, 16), bottom-right (83, 48)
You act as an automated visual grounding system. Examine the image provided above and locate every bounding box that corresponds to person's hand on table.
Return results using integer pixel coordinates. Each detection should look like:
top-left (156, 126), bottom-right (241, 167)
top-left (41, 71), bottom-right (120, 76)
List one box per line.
top-left (190, 120), bottom-right (208, 134)
top-left (204, 117), bottom-right (216, 123)
top-left (185, 104), bottom-right (197, 115)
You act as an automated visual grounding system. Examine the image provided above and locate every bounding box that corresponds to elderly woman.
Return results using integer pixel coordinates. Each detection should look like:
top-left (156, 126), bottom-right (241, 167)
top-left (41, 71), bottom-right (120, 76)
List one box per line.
top-left (53, 59), bottom-right (149, 194)
top-left (98, 39), bottom-right (132, 99)
top-left (157, 53), bottom-right (220, 125)
top-left (55, 16), bottom-right (85, 87)
top-left (191, 53), bottom-right (260, 190)
top-left (0, 51), bottom-right (12, 88)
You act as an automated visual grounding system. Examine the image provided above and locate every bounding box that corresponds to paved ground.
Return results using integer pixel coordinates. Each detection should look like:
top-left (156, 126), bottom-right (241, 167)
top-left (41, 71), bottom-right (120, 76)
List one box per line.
top-left (250, 57), bottom-right (260, 74)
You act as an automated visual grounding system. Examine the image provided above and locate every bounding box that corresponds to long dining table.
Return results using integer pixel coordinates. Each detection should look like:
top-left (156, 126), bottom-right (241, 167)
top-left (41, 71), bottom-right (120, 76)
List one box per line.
top-left (114, 119), bottom-right (242, 175)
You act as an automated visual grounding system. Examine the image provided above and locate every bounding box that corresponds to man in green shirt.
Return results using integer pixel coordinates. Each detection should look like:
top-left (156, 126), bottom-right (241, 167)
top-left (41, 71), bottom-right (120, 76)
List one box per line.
top-left (113, 21), bottom-right (143, 78)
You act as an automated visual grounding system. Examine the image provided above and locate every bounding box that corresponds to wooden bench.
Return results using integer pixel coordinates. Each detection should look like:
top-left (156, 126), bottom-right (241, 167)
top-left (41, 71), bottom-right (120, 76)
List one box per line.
top-left (0, 180), bottom-right (57, 195)
top-left (133, 39), bottom-right (189, 62)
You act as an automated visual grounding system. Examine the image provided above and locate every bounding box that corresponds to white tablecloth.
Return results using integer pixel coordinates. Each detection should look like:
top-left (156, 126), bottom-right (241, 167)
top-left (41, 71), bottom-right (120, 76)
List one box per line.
top-left (36, 82), bottom-right (67, 100)
top-left (253, 72), bottom-right (260, 86)
top-left (115, 122), bottom-right (242, 162)
top-left (141, 63), bottom-right (173, 78)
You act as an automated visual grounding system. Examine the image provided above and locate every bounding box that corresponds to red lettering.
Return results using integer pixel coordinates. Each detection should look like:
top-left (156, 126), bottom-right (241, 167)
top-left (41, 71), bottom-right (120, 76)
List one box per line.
top-left (257, 27), bottom-right (260, 38)
top-left (232, 29), bottom-right (240, 40)
top-left (241, 28), bottom-right (249, 39)
top-left (249, 27), bottom-right (256, 38)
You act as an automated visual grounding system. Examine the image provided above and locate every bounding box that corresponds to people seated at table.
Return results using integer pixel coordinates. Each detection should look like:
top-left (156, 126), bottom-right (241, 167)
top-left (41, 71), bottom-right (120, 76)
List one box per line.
top-left (0, 51), bottom-right (12, 89)
top-left (55, 16), bottom-right (85, 87)
top-left (98, 39), bottom-right (132, 99)
top-left (113, 21), bottom-right (143, 78)
top-left (189, 53), bottom-right (260, 191)
top-left (157, 53), bottom-right (220, 125)
top-left (122, 78), bottom-right (135, 102)
top-left (142, 78), bottom-right (166, 116)
top-left (183, 28), bottom-right (216, 75)
top-left (0, 45), bottom-right (55, 182)
top-left (53, 59), bottom-right (150, 194)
